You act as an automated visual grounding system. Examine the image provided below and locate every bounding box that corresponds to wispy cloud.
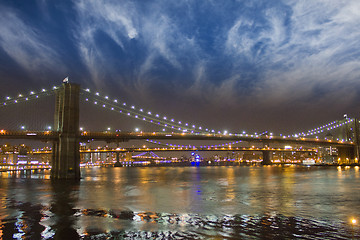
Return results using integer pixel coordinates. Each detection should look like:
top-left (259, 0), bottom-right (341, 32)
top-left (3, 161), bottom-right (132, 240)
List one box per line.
top-left (0, 5), bottom-right (64, 79)
top-left (74, 0), bottom-right (202, 90)
top-left (72, 0), bottom-right (360, 118)
top-left (221, 1), bottom-right (360, 110)
top-left (0, 0), bottom-right (359, 131)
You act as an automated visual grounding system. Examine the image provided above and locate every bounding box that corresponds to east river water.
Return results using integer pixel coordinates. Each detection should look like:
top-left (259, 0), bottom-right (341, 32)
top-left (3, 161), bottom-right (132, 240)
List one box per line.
top-left (0, 165), bottom-right (360, 239)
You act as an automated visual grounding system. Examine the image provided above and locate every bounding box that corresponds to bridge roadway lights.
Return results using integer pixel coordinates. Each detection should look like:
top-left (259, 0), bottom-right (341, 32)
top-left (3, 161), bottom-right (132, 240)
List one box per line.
top-left (51, 82), bottom-right (81, 180)
top-left (262, 150), bottom-right (272, 165)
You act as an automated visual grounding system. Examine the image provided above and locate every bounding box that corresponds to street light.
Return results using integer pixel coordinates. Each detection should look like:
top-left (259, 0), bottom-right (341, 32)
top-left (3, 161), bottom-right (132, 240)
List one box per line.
top-left (21, 126), bottom-right (25, 130)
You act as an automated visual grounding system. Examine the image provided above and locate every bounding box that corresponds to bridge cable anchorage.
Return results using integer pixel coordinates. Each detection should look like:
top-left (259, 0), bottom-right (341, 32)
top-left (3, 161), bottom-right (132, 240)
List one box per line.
top-left (80, 88), bottom-right (219, 134)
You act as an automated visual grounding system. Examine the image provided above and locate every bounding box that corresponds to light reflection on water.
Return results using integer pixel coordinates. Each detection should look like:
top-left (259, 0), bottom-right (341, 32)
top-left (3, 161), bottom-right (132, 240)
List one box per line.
top-left (0, 166), bottom-right (359, 239)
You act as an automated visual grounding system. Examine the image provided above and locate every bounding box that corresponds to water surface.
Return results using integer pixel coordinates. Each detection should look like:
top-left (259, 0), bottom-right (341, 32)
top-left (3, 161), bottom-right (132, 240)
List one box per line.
top-left (1, 166), bottom-right (359, 239)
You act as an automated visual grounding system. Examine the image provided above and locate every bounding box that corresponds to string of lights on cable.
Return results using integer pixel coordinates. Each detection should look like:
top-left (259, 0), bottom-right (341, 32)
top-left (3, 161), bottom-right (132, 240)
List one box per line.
top-left (144, 139), bottom-right (242, 149)
top-left (1, 85), bottom-right (357, 142)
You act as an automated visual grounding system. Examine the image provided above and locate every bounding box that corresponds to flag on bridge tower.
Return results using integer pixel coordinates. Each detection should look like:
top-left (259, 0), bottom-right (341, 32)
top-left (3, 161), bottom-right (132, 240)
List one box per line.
top-left (63, 76), bottom-right (69, 83)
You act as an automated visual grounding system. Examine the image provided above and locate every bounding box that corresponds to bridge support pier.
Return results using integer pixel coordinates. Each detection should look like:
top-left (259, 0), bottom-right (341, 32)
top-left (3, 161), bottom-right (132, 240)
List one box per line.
top-left (51, 83), bottom-right (80, 179)
top-left (262, 151), bottom-right (272, 165)
top-left (337, 147), bottom-right (355, 165)
top-left (114, 152), bottom-right (122, 167)
top-left (353, 118), bottom-right (360, 164)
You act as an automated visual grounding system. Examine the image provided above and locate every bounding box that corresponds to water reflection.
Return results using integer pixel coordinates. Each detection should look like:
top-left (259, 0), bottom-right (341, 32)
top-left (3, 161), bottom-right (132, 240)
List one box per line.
top-left (0, 166), bottom-right (360, 239)
top-left (50, 181), bottom-right (80, 239)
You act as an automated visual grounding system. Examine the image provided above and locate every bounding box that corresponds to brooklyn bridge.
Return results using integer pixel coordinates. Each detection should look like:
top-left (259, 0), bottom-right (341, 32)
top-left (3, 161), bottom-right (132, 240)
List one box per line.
top-left (1, 82), bottom-right (359, 179)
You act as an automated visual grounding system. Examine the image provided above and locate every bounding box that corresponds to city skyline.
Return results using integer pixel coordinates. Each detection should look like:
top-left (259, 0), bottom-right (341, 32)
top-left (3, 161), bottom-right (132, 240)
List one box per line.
top-left (1, 0), bottom-right (360, 134)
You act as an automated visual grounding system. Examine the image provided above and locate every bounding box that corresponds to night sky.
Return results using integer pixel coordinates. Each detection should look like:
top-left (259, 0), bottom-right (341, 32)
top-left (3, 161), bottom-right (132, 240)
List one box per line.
top-left (1, 0), bottom-right (360, 134)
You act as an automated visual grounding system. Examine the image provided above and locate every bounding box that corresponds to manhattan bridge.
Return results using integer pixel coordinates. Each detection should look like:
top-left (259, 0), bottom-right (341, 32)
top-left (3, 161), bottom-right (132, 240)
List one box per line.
top-left (0, 82), bottom-right (359, 179)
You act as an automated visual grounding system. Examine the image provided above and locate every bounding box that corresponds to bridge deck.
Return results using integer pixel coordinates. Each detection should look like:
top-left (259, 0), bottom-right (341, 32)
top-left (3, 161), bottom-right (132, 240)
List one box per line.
top-left (0, 130), bottom-right (354, 147)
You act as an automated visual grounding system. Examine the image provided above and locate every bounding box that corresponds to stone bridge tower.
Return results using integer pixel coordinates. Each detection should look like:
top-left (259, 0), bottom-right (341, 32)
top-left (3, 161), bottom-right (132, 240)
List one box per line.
top-left (52, 82), bottom-right (80, 179)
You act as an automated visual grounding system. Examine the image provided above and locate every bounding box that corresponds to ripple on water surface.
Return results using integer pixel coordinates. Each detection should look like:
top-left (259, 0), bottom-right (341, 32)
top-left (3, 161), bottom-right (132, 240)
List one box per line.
top-left (1, 203), bottom-right (359, 239)
top-left (0, 166), bottom-right (360, 239)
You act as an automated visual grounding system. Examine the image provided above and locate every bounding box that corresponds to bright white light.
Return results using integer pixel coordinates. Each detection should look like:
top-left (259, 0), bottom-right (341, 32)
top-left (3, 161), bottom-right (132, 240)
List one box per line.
top-left (135, 128), bottom-right (139, 132)
top-left (85, 88), bottom-right (90, 92)
top-left (105, 96), bottom-right (108, 99)
top-left (96, 92), bottom-right (99, 96)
